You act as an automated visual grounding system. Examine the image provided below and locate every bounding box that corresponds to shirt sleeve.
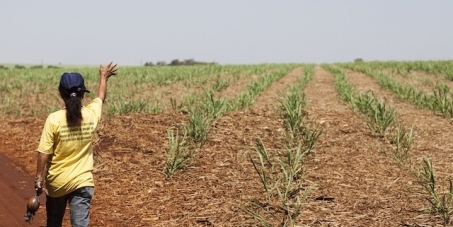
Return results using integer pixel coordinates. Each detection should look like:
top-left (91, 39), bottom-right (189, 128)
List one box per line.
top-left (85, 98), bottom-right (103, 121)
top-left (37, 115), bottom-right (55, 154)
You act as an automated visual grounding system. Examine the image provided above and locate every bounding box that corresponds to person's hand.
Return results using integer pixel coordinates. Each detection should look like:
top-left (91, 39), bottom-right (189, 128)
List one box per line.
top-left (99, 62), bottom-right (118, 80)
top-left (35, 180), bottom-right (48, 196)
top-left (35, 181), bottom-right (43, 196)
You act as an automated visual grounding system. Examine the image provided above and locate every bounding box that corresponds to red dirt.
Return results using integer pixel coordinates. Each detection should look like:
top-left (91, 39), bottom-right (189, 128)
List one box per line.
top-left (0, 153), bottom-right (45, 226)
top-left (0, 65), bottom-right (451, 226)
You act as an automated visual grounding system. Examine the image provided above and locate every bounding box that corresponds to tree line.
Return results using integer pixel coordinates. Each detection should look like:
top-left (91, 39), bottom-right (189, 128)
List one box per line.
top-left (144, 58), bottom-right (217, 67)
top-left (0, 65), bottom-right (60, 70)
top-left (0, 58), bottom-right (217, 70)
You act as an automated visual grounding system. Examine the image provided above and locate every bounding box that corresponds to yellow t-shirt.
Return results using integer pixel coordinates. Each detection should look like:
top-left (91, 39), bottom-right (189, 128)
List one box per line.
top-left (37, 98), bottom-right (103, 197)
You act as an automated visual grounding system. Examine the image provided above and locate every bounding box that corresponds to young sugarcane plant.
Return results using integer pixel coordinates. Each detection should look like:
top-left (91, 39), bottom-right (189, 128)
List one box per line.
top-left (247, 139), bottom-right (314, 226)
top-left (186, 106), bottom-right (214, 149)
top-left (164, 129), bottom-right (192, 179)
top-left (432, 84), bottom-right (453, 117)
top-left (353, 91), bottom-right (395, 137)
top-left (279, 145), bottom-right (308, 181)
top-left (300, 123), bottom-right (323, 152)
top-left (367, 100), bottom-right (396, 137)
top-left (275, 145), bottom-right (313, 226)
top-left (232, 66), bottom-right (293, 110)
top-left (211, 77), bottom-right (230, 92)
top-left (418, 158), bottom-right (453, 225)
top-left (243, 202), bottom-right (271, 227)
top-left (249, 138), bottom-right (274, 202)
top-left (278, 85), bottom-right (322, 149)
top-left (278, 87), bottom-right (306, 140)
top-left (200, 89), bottom-right (227, 119)
top-left (389, 124), bottom-right (414, 166)
top-left (170, 97), bottom-right (184, 113)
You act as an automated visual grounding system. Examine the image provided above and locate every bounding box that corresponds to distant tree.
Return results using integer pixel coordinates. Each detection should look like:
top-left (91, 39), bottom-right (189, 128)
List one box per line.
top-left (183, 59), bottom-right (195, 65)
top-left (30, 65), bottom-right (43, 69)
top-left (144, 62), bottom-right (154, 66)
top-left (47, 65), bottom-right (60, 69)
top-left (143, 59), bottom-right (218, 66)
top-left (0, 65), bottom-right (7, 70)
top-left (14, 65), bottom-right (26, 69)
top-left (156, 61), bottom-right (167, 66)
top-left (169, 59), bottom-right (181, 66)
top-left (354, 58), bottom-right (364, 63)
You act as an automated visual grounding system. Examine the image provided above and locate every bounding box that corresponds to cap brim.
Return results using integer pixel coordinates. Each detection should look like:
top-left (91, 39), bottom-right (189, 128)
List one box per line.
top-left (76, 88), bottom-right (90, 93)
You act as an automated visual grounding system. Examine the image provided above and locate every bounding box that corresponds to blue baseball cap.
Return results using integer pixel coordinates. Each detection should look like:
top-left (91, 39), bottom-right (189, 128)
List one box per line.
top-left (59, 72), bottom-right (90, 93)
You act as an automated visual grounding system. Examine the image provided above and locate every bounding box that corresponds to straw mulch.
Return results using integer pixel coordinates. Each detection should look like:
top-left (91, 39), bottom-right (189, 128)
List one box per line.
top-left (0, 66), bottom-right (450, 226)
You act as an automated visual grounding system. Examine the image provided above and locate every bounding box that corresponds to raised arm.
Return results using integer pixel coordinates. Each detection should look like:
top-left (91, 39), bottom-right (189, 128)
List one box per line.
top-left (97, 62), bottom-right (118, 102)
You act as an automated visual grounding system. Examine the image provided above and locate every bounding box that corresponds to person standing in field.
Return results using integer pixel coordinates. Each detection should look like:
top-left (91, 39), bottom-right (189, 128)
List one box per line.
top-left (34, 62), bottom-right (118, 227)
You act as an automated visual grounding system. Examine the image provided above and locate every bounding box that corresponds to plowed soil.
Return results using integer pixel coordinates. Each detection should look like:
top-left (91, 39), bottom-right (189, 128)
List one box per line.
top-left (0, 66), bottom-right (450, 226)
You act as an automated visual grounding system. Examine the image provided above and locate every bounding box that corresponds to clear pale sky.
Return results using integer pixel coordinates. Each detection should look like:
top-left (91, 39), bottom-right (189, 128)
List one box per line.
top-left (1, 1), bottom-right (452, 66)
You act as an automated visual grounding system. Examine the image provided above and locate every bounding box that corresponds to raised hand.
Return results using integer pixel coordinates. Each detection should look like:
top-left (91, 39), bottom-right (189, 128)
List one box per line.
top-left (99, 61), bottom-right (118, 80)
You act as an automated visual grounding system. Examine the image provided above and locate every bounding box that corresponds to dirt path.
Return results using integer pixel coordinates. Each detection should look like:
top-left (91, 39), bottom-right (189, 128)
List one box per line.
top-left (301, 66), bottom-right (427, 226)
top-left (0, 153), bottom-right (45, 227)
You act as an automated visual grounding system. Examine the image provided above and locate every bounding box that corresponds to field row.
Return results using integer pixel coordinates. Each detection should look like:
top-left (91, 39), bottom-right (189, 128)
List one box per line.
top-left (2, 61), bottom-right (453, 226)
top-left (1, 60), bottom-right (453, 118)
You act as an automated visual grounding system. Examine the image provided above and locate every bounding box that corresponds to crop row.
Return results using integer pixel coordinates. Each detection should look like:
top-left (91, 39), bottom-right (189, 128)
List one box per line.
top-left (325, 64), bottom-right (453, 224)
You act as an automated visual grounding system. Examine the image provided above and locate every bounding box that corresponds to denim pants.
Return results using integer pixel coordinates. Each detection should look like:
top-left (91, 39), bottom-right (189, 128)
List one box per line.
top-left (46, 186), bottom-right (94, 227)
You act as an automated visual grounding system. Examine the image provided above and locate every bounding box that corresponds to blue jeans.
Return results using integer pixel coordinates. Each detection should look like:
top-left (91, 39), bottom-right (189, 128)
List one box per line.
top-left (46, 186), bottom-right (94, 227)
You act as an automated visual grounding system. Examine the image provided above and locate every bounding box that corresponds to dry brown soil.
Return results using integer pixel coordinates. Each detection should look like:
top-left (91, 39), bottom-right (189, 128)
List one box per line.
top-left (0, 66), bottom-right (451, 226)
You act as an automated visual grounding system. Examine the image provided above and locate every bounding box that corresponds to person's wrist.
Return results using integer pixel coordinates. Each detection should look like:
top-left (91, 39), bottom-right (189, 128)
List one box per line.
top-left (35, 176), bottom-right (42, 182)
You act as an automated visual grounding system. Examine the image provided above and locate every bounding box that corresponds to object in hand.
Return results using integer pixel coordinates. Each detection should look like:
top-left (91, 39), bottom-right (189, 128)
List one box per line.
top-left (24, 191), bottom-right (40, 223)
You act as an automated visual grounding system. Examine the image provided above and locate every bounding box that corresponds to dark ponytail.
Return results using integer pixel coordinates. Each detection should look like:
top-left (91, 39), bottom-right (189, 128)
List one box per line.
top-left (59, 86), bottom-right (83, 127)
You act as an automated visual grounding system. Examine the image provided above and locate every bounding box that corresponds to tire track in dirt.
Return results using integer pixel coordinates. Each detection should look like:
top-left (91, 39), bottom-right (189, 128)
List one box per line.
top-left (300, 66), bottom-right (425, 226)
top-left (343, 68), bottom-right (453, 225)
